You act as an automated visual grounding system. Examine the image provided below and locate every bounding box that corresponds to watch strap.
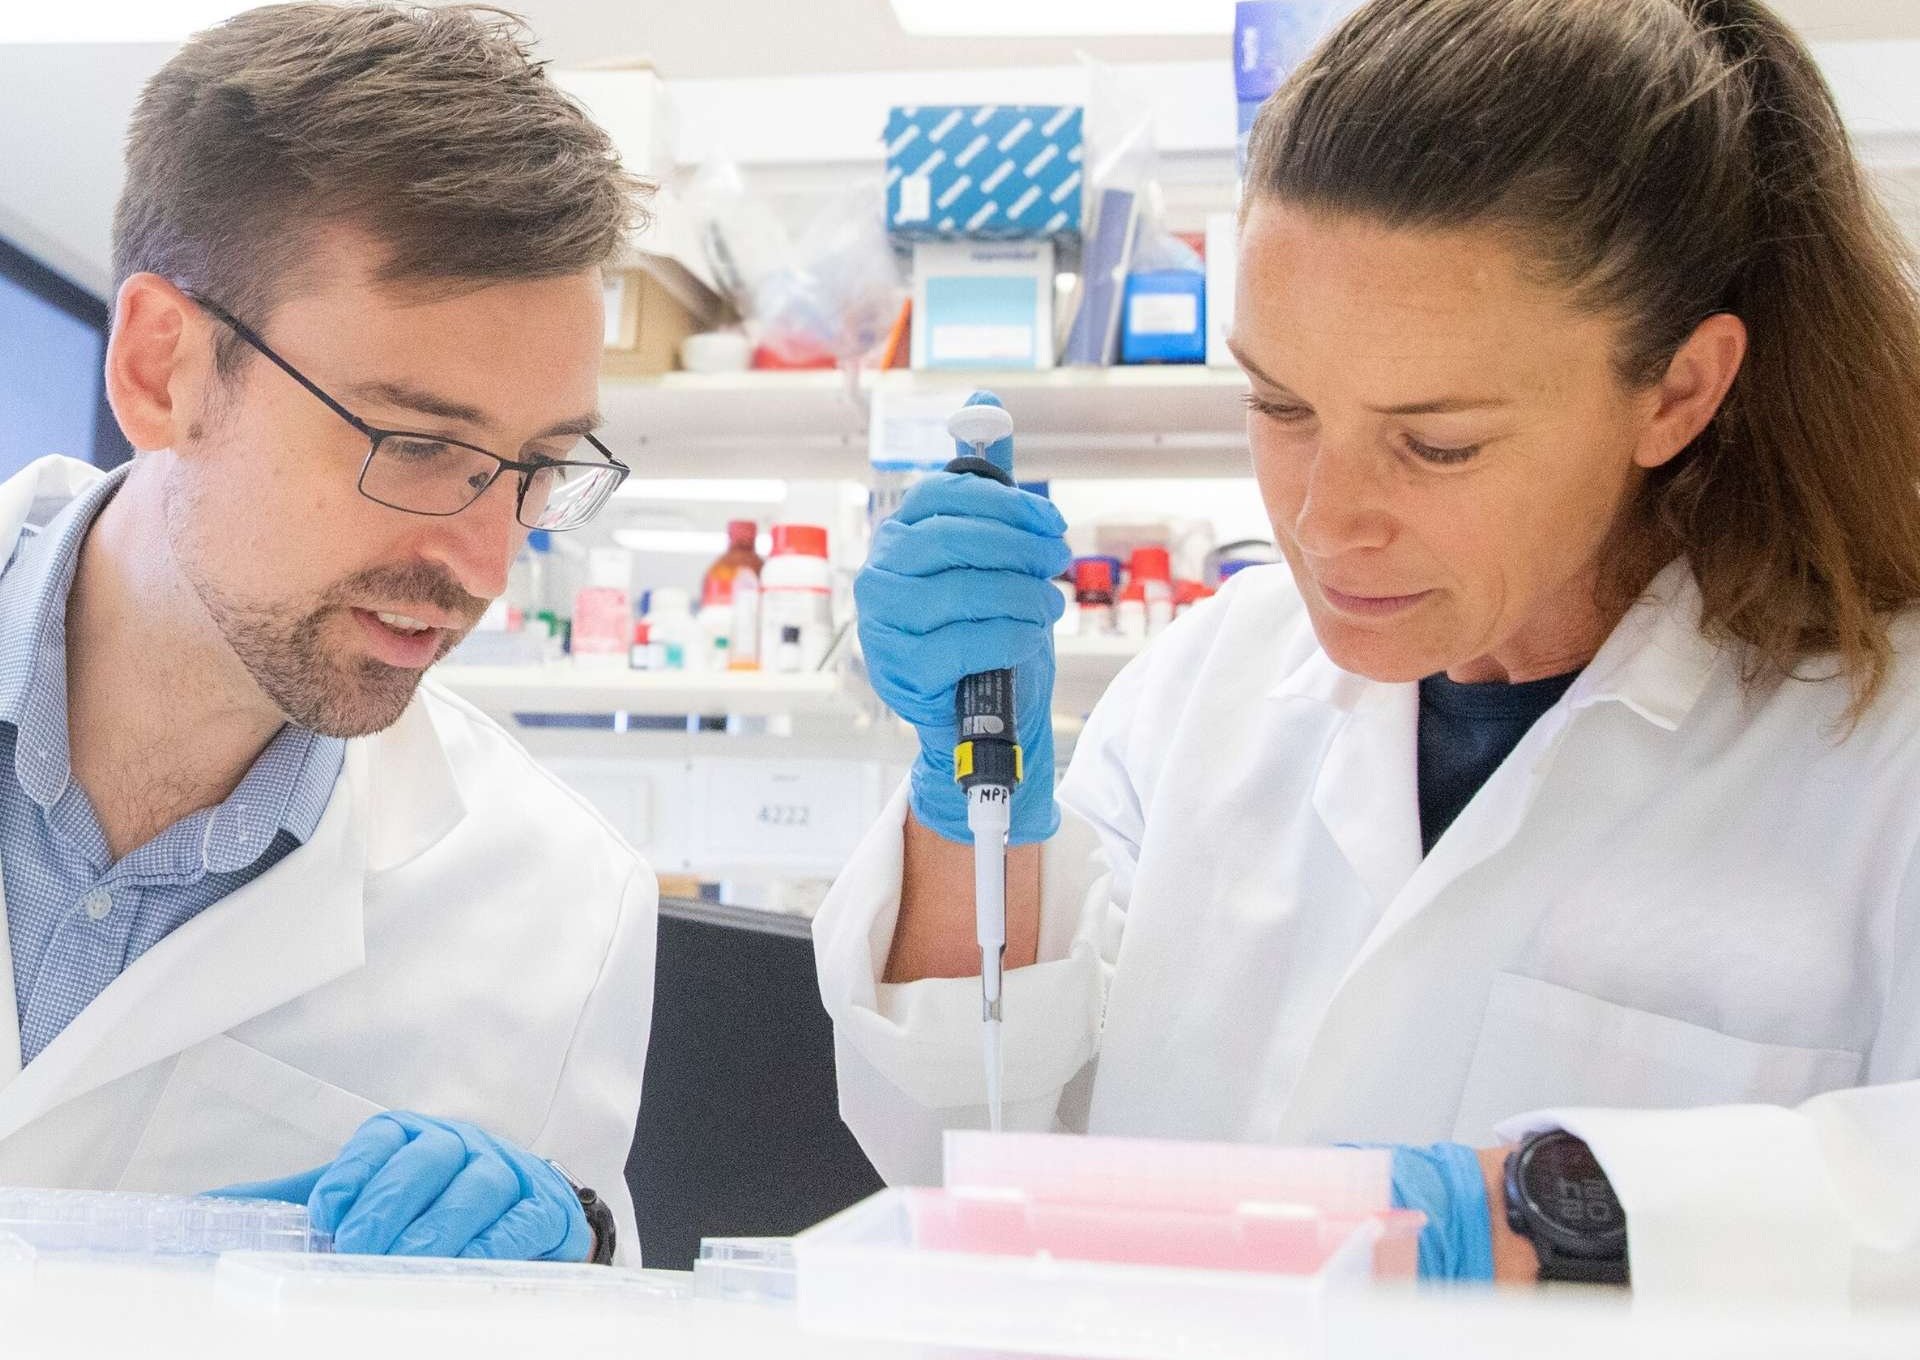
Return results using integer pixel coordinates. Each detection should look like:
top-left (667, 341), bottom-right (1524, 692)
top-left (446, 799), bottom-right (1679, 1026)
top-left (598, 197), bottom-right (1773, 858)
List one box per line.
top-left (547, 1160), bottom-right (617, 1266)
top-left (1535, 1246), bottom-right (1630, 1286)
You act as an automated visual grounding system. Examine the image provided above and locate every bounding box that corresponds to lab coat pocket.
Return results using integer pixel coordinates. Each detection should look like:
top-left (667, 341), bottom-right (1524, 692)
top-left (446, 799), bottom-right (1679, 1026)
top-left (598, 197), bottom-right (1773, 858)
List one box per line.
top-left (1451, 972), bottom-right (1864, 1144)
top-left (116, 1035), bottom-right (384, 1193)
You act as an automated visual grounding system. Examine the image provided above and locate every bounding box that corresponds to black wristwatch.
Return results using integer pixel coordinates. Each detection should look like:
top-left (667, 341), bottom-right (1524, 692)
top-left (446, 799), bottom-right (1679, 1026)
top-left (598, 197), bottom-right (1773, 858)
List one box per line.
top-left (550, 1162), bottom-right (617, 1266)
top-left (1503, 1130), bottom-right (1630, 1286)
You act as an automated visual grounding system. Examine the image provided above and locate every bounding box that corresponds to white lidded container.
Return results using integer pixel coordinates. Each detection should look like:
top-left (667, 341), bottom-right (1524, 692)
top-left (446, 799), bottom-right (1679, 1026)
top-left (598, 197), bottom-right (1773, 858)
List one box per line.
top-left (758, 524), bottom-right (833, 673)
top-left (793, 1132), bottom-right (1422, 1359)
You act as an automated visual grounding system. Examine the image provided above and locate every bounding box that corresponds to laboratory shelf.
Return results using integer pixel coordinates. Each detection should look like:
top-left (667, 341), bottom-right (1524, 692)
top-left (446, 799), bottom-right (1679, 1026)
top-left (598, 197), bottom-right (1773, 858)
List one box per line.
top-left (1054, 633), bottom-right (1146, 716)
top-left (600, 366), bottom-right (1254, 481)
top-left (434, 663), bottom-right (851, 721)
top-left (438, 638), bottom-right (1144, 727)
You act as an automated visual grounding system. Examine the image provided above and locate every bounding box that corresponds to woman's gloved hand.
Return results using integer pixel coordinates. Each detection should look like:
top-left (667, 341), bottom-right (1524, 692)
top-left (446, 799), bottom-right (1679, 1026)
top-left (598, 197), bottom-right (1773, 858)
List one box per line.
top-left (211, 1111), bottom-right (593, 1261)
top-left (1388, 1142), bottom-right (1497, 1282)
top-left (855, 392), bottom-right (1071, 846)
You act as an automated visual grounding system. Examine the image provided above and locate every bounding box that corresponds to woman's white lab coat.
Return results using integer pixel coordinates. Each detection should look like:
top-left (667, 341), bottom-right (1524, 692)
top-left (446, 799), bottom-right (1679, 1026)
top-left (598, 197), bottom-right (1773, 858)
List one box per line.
top-left (815, 559), bottom-right (1920, 1305)
top-left (0, 457), bottom-right (658, 1262)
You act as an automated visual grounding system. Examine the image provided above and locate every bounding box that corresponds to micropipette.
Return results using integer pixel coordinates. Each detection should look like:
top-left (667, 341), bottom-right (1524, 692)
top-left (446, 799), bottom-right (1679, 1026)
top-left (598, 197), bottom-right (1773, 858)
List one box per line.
top-left (944, 397), bottom-right (1022, 1135)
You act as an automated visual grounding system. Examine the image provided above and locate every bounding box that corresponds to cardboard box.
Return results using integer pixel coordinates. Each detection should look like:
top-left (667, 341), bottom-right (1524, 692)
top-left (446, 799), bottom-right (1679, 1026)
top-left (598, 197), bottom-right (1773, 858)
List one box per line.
top-left (910, 241), bottom-right (1055, 371)
top-left (887, 105), bottom-right (1083, 242)
top-left (602, 258), bottom-right (724, 375)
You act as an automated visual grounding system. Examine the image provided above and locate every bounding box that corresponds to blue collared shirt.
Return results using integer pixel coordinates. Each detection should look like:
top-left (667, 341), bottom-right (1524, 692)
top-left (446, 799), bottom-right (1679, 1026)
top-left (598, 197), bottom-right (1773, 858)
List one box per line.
top-left (0, 468), bottom-right (345, 1065)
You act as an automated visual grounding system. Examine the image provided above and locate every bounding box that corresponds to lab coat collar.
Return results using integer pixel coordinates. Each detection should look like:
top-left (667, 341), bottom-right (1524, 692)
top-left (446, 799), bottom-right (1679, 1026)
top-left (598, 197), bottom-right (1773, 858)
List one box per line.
top-left (361, 686), bottom-right (467, 874)
top-left (0, 741), bottom-right (371, 1140)
top-left (1567, 560), bottom-right (1723, 731)
top-left (1264, 558), bottom-right (1722, 734)
top-left (0, 691), bottom-right (465, 1138)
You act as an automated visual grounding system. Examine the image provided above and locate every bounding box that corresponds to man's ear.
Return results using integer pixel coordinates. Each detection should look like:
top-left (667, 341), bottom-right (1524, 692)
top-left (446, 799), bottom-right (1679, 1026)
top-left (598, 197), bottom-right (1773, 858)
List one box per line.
top-left (105, 274), bottom-right (214, 453)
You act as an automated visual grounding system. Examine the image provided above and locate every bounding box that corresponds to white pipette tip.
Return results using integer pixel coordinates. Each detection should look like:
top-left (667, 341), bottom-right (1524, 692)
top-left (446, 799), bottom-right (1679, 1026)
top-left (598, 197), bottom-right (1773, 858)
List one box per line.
top-left (983, 1015), bottom-right (1004, 1134)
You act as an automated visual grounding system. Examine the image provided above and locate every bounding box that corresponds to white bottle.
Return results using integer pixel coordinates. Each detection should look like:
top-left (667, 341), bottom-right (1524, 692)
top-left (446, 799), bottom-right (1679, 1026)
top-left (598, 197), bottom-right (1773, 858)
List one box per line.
top-left (696, 603), bottom-right (732, 674)
top-left (774, 624), bottom-right (804, 674)
top-left (759, 524), bottom-right (833, 673)
top-left (1116, 596), bottom-right (1148, 643)
top-left (646, 587), bottom-right (697, 673)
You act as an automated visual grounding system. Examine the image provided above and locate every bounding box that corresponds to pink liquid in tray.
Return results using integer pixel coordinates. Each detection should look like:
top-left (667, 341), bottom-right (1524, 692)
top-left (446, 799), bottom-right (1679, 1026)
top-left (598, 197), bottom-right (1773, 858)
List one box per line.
top-left (904, 1189), bottom-right (1423, 1279)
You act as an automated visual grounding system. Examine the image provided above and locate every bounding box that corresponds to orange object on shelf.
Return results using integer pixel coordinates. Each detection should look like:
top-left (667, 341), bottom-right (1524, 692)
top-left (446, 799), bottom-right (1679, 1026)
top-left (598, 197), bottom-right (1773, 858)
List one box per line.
top-left (879, 299), bottom-right (913, 370)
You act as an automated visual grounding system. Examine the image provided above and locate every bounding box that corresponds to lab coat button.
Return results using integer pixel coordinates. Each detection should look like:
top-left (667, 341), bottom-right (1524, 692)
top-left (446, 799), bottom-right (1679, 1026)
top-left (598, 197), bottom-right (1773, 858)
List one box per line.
top-left (83, 889), bottom-right (111, 921)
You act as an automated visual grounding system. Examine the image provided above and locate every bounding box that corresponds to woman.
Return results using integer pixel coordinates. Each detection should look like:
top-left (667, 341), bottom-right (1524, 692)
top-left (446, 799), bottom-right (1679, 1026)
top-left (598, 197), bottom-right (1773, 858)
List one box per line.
top-left (818, 0), bottom-right (1920, 1302)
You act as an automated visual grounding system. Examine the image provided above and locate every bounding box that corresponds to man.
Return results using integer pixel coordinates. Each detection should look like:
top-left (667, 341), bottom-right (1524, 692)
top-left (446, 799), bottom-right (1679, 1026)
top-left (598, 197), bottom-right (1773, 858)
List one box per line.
top-left (0, 3), bottom-right (656, 1263)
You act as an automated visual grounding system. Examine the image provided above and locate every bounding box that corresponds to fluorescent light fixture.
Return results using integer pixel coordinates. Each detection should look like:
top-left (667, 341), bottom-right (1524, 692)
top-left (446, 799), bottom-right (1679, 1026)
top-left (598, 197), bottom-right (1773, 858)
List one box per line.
top-left (7, 1), bottom-right (262, 42)
top-left (614, 479), bottom-right (789, 505)
top-left (890, 0), bottom-right (1236, 37)
top-left (612, 529), bottom-right (733, 556)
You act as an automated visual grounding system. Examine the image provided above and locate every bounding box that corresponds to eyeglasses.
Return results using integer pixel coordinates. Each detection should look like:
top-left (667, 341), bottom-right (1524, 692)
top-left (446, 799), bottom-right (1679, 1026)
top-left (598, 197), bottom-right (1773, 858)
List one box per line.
top-left (184, 291), bottom-right (629, 531)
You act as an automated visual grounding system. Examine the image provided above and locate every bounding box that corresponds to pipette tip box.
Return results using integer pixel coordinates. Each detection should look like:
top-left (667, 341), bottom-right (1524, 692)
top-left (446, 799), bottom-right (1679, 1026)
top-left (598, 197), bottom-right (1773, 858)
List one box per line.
top-left (793, 1132), bottom-right (1424, 1358)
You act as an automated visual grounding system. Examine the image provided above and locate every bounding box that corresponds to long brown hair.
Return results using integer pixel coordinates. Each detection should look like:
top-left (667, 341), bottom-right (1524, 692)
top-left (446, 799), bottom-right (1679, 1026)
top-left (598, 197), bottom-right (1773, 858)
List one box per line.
top-left (1246, 0), bottom-right (1920, 720)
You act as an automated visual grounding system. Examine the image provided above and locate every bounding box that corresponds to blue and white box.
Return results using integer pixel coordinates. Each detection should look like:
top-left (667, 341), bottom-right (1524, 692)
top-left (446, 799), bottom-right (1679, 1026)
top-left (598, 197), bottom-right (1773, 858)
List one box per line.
top-left (911, 241), bottom-right (1056, 371)
top-left (1120, 271), bottom-right (1207, 366)
top-left (887, 105), bottom-right (1083, 242)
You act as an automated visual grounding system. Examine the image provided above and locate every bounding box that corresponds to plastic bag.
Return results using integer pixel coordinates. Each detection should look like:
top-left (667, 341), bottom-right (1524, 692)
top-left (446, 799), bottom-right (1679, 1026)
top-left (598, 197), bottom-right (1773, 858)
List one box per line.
top-left (683, 157), bottom-right (903, 367)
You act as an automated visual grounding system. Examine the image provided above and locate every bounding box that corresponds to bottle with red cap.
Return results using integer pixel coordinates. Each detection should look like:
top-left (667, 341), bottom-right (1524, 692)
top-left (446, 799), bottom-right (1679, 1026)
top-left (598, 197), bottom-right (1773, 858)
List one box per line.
top-left (1072, 557), bottom-right (1118, 636)
top-left (758, 523), bottom-right (833, 673)
top-left (702, 519), bottom-right (764, 672)
top-left (1173, 579), bottom-right (1216, 619)
top-left (1130, 546), bottom-right (1175, 636)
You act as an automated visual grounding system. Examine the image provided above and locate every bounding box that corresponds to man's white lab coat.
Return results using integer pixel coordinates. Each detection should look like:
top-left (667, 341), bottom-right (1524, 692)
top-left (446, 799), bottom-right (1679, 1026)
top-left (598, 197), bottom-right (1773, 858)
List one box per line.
top-left (0, 457), bottom-right (657, 1262)
top-left (817, 559), bottom-right (1920, 1304)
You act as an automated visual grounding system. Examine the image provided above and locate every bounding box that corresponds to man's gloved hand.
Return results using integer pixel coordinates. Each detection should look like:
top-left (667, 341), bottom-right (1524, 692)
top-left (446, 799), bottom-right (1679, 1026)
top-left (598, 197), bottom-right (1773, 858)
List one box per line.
top-left (211, 1111), bottom-right (592, 1261)
top-left (855, 391), bottom-right (1071, 846)
top-left (1387, 1142), bottom-right (1497, 1282)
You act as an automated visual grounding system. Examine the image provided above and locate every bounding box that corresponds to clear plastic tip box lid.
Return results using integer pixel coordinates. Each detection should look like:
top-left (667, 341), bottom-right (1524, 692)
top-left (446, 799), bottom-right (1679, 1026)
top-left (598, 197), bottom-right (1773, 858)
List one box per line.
top-left (792, 1132), bottom-right (1425, 1360)
top-left (0, 1187), bottom-right (329, 1258)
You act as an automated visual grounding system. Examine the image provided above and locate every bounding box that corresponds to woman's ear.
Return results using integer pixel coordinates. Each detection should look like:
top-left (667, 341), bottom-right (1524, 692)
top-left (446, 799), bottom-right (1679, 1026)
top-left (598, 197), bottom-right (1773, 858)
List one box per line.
top-left (1633, 311), bottom-right (1748, 470)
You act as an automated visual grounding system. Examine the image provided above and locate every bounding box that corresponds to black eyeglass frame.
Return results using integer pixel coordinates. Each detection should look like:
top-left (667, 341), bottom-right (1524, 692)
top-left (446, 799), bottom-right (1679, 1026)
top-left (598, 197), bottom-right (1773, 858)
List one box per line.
top-left (183, 290), bottom-right (630, 530)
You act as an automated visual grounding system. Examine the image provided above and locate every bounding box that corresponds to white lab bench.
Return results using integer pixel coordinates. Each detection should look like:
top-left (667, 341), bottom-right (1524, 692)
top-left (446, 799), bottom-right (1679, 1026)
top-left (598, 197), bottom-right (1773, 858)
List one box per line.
top-left (8, 1256), bottom-right (1920, 1360)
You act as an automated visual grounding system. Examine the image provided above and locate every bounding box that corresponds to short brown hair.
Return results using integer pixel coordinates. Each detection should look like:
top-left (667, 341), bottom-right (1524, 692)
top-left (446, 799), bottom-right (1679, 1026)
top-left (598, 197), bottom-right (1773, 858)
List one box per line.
top-left (113, 2), bottom-right (649, 371)
top-left (1247, 0), bottom-right (1920, 721)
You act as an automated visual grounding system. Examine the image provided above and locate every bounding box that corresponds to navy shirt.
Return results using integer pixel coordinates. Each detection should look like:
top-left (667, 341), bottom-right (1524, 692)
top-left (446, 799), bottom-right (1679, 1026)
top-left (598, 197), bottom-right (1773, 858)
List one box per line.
top-left (1416, 669), bottom-right (1581, 855)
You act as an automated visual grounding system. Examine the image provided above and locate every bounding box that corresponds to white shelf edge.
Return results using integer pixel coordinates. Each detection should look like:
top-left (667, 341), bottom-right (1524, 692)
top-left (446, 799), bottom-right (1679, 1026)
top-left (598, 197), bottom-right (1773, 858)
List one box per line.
top-left (435, 664), bottom-right (849, 718)
top-left (598, 364), bottom-right (1254, 480)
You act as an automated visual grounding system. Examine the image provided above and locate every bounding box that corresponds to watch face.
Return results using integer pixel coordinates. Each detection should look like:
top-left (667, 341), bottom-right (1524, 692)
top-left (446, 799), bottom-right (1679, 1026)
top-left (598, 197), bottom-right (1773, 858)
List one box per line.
top-left (1521, 1134), bottom-right (1626, 1255)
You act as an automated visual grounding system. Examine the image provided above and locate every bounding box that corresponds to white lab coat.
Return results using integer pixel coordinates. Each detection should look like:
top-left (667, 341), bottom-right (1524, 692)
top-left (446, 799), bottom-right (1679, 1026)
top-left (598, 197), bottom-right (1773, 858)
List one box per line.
top-left (817, 558), bottom-right (1920, 1306)
top-left (0, 457), bottom-right (658, 1263)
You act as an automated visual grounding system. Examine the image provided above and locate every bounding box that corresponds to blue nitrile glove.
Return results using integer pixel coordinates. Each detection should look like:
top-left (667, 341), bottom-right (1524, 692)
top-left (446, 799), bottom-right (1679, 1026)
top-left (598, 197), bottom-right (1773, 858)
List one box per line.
top-left (1388, 1142), bottom-right (1496, 1283)
top-left (856, 391), bottom-right (1070, 846)
top-left (211, 1112), bottom-right (592, 1261)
